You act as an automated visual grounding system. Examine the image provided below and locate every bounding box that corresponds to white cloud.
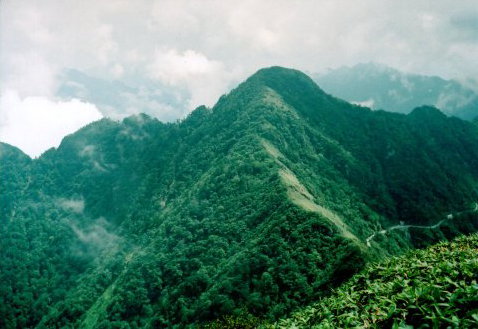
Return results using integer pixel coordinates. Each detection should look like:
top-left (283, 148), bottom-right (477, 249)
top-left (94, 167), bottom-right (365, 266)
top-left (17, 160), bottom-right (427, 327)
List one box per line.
top-left (95, 24), bottom-right (118, 66)
top-left (69, 217), bottom-right (122, 256)
top-left (0, 90), bottom-right (102, 157)
top-left (57, 197), bottom-right (85, 213)
top-left (351, 99), bottom-right (375, 108)
top-left (1, 0), bottom-right (478, 123)
top-left (3, 53), bottom-right (58, 98)
top-left (150, 48), bottom-right (223, 85)
top-left (149, 48), bottom-right (232, 109)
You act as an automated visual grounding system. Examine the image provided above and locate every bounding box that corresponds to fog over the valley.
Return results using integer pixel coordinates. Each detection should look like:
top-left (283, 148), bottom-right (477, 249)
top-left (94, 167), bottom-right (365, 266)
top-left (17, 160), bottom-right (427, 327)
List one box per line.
top-left (1, 0), bottom-right (477, 157)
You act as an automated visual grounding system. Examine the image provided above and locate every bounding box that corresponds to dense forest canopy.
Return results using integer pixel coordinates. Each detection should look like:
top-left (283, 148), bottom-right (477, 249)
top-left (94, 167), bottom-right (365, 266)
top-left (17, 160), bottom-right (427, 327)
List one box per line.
top-left (1, 67), bottom-right (478, 328)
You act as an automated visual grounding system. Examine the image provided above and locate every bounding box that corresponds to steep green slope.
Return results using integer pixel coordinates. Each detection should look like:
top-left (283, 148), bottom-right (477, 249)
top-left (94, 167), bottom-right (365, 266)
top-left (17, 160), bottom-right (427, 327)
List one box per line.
top-left (0, 143), bottom-right (31, 219)
top-left (274, 233), bottom-right (478, 328)
top-left (2, 67), bottom-right (478, 328)
top-left (36, 70), bottom-right (368, 328)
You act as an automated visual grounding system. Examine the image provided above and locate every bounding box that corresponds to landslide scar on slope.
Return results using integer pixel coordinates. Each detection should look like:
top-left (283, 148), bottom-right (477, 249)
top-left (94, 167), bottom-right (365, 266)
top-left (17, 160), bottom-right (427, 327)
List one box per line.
top-left (261, 138), bottom-right (362, 245)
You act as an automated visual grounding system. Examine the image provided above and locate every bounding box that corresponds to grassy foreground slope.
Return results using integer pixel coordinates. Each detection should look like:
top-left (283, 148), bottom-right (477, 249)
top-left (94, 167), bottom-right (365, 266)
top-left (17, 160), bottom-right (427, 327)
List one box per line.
top-left (273, 234), bottom-right (478, 328)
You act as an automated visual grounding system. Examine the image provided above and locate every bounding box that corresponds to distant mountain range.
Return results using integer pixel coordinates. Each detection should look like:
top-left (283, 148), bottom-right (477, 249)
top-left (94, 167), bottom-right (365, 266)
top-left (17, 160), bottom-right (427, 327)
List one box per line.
top-left (2, 67), bottom-right (478, 328)
top-left (56, 69), bottom-right (190, 121)
top-left (314, 63), bottom-right (478, 120)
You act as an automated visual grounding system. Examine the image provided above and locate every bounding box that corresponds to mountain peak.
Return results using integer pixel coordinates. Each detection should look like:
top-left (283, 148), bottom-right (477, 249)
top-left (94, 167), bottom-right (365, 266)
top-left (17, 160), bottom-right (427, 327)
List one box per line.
top-left (409, 105), bottom-right (447, 119)
top-left (0, 142), bottom-right (31, 161)
top-left (252, 65), bottom-right (306, 78)
top-left (212, 66), bottom-right (332, 121)
top-left (248, 66), bottom-right (324, 93)
top-left (236, 66), bottom-right (333, 116)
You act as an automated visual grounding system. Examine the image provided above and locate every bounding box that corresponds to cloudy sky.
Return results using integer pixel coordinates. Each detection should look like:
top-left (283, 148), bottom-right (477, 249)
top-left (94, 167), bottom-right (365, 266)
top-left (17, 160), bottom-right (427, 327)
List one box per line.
top-left (1, 0), bottom-right (478, 157)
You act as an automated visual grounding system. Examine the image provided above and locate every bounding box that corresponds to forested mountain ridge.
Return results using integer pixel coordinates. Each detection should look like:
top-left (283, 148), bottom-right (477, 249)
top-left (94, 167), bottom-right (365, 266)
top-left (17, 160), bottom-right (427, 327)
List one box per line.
top-left (1, 67), bottom-right (478, 328)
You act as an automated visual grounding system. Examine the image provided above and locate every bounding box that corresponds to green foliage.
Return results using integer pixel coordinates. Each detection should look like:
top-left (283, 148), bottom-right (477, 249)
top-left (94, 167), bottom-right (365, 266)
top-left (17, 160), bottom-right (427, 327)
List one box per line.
top-left (274, 234), bottom-right (478, 328)
top-left (1, 67), bottom-right (478, 328)
top-left (202, 309), bottom-right (264, 329)
top-left (0, 143), bottom-right (31, 220)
